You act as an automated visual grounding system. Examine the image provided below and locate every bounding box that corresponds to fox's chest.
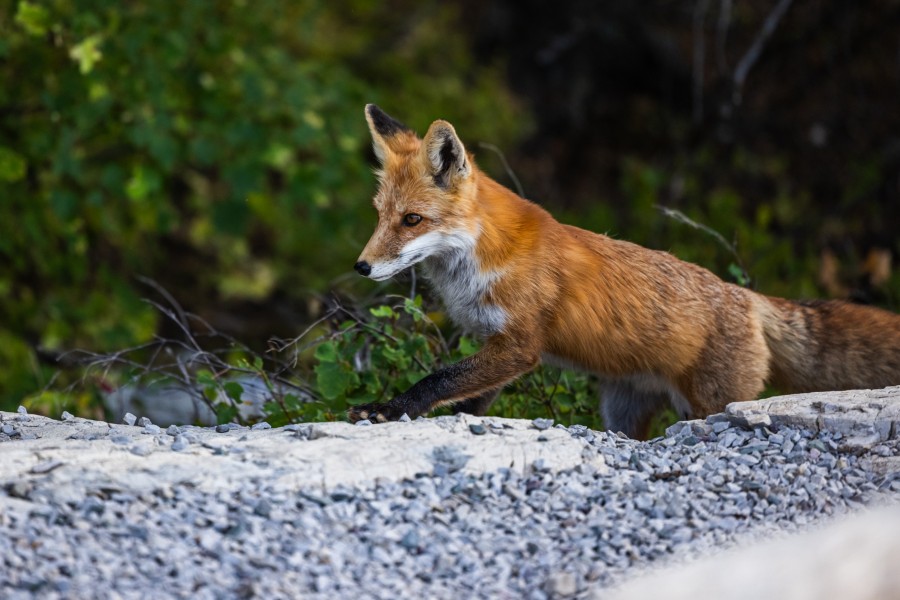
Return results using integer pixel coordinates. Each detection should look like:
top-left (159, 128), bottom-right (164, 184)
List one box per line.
top-left (422, 252), bottom-right (507, 337)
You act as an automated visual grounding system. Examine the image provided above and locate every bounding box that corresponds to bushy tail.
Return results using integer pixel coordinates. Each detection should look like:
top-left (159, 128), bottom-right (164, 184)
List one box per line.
top-left (757, 296), bottom-right (900, 393)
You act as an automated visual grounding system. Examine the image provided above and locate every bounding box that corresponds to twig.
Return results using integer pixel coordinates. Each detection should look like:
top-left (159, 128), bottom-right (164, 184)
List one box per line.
top-left (732, 0), bottom-right (794, 105)
top-left (693, 0), bottom-right (712, 124)
top-left (334, 305), bottom-right (432, 374)
top-left (136, 276), bottom-right (189, 334)
top-left (477, 142), bottom-right (525, 198)
top-left (656, 205), bottom-right (750, 286)
top-left (715, 0), bottom-right (733, 74)
top-left (267, 307), bottom-right (340, 366)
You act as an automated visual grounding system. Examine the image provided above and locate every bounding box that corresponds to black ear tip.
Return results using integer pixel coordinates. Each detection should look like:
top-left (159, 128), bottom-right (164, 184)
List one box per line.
top-left (365, 104), bottom-right (411, 136)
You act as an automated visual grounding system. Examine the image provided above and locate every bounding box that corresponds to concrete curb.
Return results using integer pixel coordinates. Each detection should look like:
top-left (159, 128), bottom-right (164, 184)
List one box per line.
top-left (0, 412), bottom-right (605, 509)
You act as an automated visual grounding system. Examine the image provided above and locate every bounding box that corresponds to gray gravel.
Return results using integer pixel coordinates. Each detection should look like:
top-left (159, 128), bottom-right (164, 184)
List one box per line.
top-left (1, 416), bottom-right (898, 599)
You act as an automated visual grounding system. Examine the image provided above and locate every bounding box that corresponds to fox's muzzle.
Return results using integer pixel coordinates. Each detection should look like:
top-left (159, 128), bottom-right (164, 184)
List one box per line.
top-left (354, 261), bottom-right (372, 276)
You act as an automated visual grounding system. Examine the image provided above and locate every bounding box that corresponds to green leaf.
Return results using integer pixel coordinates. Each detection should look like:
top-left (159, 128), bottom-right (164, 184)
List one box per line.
top-left (369, 305), bottom-right (396, 319)
top-left (223, 381), bottom-right (244, 402)
top-left (314, 341), bottom-right (338, 363)
top-left (69, 35), bottom-right (104, 75)
top-left (315, 361), bottom-right (358, 400)
top-left (125, 165), bottom-right (161, 202)
top-left (196, 370), bottom-right (216, 387)
top-left (728, 263), bottom-right (750, 286)
top-left (283, 393), bottom-right (302, 411)
top-left (15, 1), bottom-right (50, 37)
top-left (403, 296), bottom-right (425, 321)
top-left (457, 336), bottom-right (479, 357)
top-left (216, 404), bottom-right (238, 425)
top-left (0, 147), bottom-right (27, 182)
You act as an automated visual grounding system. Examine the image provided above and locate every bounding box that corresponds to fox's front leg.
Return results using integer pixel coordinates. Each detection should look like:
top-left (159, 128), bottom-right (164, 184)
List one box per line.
top-left (347, 339), bottom-right (538, 423)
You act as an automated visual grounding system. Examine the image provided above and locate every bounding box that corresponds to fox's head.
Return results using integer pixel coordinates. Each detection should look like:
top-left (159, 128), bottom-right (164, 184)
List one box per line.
top-left (354, 104), bottom-right (477, 281)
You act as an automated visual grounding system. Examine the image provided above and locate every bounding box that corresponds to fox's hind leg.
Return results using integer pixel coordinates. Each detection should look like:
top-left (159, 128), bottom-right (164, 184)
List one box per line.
top-left (601, 377), bottom-right (685, 440)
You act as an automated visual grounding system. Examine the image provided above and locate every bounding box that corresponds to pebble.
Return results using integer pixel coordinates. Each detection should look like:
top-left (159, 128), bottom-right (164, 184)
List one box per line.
top-left (61, 411), bottom-right (75, 422)
top-left (138, 417), bottom-right (152, 427)
top-left (215, 424), bottom-right (231, 433)
top-left (0, 414), bottom-right (895, 599)
top-left (251, 422), bottom-right (272, 431)
top-left (712, 421), bottom-right (730, 434)
top-left (355, 419), bottom-right (373, 427)
top-left (129, 445), bottom-right (152, 456)
top-left (16, 405), bottom-right (27, 415)
top-left (123, 413), bottom-right (137, 426)
top-left (469, 423), bottom-right (487, 435)
top-left (533, 418), bottom-right (554, 431)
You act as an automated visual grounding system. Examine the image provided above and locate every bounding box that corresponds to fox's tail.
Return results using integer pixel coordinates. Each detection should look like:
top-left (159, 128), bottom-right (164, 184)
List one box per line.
top-left (756, 296), bottom-right (900, 393)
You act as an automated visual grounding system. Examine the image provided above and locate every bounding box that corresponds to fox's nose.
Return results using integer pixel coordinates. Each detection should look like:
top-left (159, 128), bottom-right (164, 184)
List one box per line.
top-left (354, 261), bottom-right (372, 276)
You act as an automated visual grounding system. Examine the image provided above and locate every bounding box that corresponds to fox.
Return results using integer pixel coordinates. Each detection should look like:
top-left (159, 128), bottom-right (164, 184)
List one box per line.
top-left (348, 104), bottom-right (900, 439)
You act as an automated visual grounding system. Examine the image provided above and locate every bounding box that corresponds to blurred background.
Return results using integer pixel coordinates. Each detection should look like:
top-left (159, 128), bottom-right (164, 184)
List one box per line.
top-left (1, 0), bottom-right (899, 424)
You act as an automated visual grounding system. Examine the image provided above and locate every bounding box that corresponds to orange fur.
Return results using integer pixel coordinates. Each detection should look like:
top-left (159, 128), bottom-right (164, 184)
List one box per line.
top-left (349, 105), bottom-right (900, 438)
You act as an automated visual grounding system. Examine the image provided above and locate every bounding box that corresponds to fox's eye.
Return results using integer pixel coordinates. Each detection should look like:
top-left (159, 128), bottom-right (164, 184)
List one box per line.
top-left (402, 213), bottom-right (423, 227)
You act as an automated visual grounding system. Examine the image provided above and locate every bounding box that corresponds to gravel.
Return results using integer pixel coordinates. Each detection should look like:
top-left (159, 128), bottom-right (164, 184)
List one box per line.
top-left (1, 416), bottom-right (898, 598)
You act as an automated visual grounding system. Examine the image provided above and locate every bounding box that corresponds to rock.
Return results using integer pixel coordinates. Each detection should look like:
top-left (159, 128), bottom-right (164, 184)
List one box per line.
top-left (608, 507), bottom-right (900, 600)
top-left (130, 444), bottom-right (152, 456)
top-left (839, 430), bottom-right (883, 453)
top-left (546, 571), bottom-right (578, 597)
top-left (869, 456), bottom-right (900, 479)
top-left (171, 435), bottom-right (190, 452)
top-left (123, 413), bottom-right (137, 426)
top-left (469, 423), bottom-right (487, 435)
top-left (712, 421), bottom-right (731, 434)
top-left (725, 387), bottom-right (900, 440)
top-left (533, 418), bottom-right (553, 431)
top-left (61, 411), bottom-right (75, 422)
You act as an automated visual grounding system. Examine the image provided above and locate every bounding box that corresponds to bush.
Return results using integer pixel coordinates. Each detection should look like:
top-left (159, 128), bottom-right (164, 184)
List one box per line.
top-left (1, 0), bottom-right (524, 408)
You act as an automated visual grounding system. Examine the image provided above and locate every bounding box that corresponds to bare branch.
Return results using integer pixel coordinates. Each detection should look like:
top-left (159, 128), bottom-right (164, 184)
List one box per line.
top-left (715, 0), bottom-right (733, 75)
top-left (732, 0), bottom-right (794, 105)
top-left (477, 142), bottom-right (525, 198)
top-left (656, 205), bottom-right (750, 286)
top-left (136, 276), bottom-right (190, 334)
top-left (693, 0), bottom-right (711, 125)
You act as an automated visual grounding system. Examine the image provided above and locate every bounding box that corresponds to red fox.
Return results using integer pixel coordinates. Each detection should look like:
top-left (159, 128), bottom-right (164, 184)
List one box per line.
top-left (349, 104), bottom-right (900, 438)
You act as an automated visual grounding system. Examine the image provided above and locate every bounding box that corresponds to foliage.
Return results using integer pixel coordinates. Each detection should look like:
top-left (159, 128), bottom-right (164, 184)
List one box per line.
top-left (30, 287), bottom-right (605, 430)
top-left (0, 0), bottom-right (524, 409)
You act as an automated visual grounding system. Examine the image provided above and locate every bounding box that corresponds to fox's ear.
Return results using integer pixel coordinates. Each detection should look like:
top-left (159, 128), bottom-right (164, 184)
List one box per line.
top-left (423, 120), bottom-right (470, 189)
top-left (365, 104), bottom-right (412, 164)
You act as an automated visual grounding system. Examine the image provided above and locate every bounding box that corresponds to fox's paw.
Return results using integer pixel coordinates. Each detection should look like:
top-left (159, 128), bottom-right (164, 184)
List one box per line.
top-left (347, 402), bottom-right (403, 424)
